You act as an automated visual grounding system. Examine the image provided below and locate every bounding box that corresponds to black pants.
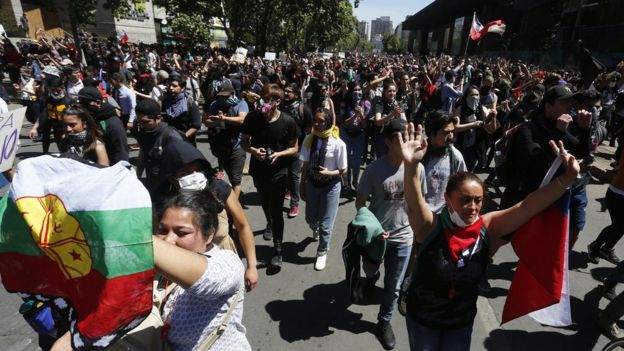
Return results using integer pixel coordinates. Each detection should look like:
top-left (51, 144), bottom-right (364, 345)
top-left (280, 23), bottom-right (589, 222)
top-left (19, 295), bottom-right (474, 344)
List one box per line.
top-left (591, 188), bottom-right (624, 250)
top-left (253, 171), bottom-right (288, 250)
top-left (38, 115), bottom-right (63, 154)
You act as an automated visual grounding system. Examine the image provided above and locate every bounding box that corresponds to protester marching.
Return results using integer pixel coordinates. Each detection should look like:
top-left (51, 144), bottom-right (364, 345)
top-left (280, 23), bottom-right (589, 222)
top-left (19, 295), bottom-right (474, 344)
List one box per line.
top-left (0, 18), bottom-right (624, 351)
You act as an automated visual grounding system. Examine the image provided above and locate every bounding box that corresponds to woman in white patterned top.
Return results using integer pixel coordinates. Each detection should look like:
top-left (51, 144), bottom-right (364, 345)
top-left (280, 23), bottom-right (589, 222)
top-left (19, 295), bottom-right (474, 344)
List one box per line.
top-left (153, 191), bottom-right (251, 350)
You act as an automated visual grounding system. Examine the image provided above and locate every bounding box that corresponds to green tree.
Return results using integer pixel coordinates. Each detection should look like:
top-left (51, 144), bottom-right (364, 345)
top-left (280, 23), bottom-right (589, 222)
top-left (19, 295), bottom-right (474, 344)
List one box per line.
top-left (382, 33), bottom-right (402, 54)
top-left (169, 14), bottom-right (212, 43)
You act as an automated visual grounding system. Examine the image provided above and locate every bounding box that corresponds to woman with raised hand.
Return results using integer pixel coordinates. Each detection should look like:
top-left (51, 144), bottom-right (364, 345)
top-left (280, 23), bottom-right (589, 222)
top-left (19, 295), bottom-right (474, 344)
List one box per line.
top-left (399, 122), bottom-right (579, 351)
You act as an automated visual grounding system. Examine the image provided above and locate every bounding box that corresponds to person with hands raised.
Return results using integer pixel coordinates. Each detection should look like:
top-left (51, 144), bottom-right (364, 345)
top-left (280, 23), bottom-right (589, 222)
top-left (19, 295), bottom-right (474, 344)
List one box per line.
top-left (399, 121), bottom-right (579, 351)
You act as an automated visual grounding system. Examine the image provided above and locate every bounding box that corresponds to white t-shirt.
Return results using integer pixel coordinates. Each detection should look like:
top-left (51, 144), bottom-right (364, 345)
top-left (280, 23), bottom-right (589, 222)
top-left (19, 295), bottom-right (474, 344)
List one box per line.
top-left (299, 134), bottom-right (348, 171)
top-left (0, 97), bottom-right (8, 114)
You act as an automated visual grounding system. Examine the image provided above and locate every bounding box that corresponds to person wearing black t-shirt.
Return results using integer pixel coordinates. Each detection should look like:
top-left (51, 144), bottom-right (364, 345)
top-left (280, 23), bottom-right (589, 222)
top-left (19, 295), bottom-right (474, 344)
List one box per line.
top-left (241, 84), bottom-right (298, 268)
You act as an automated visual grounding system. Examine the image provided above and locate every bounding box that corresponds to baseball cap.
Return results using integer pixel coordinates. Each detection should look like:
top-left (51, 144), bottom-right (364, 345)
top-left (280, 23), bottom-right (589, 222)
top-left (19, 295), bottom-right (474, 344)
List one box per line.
top-left (78, 86), bottom-right (102, 102)
top-left (382, 118), bottom-right (407, 139)
top-left (136, 98), bottom-right (162, 117)
top-left (82, 77), bottom-right (101, 87)
top-left (543, 85), bottom-right (575, 103)
top-left (217, 82), bottom-right (235, 97)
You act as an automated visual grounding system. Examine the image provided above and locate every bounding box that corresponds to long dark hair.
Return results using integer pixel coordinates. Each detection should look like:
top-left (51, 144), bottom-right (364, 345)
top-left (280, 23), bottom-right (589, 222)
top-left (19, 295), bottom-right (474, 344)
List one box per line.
top-left (62, 106), bottom-right (103, 154)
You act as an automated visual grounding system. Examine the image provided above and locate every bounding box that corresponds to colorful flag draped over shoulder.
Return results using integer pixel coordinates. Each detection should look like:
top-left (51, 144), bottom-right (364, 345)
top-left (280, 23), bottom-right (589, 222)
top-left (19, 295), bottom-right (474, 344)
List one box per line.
top-left (501, 157), bottom-right (572, 326)
top-left (0, 155), bottom-right (155, 349)
top-left (470, 14), bottom-right (484, 41)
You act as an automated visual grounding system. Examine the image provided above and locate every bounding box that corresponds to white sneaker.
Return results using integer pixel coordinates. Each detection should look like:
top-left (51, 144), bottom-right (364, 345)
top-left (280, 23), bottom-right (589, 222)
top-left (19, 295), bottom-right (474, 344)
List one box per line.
top-left (315, 254), bottom-right (327, 271)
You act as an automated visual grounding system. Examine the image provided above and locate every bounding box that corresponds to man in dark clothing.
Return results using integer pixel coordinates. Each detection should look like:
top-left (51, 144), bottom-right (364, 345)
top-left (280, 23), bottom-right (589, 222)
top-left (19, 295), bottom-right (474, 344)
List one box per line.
top-left (161, 76), bottom-right (202, 145)
top-left (241, 83), bottom-right (298, 268)
top-left (280, 83), bottom-right (313, 218)
top-left (78, 86), bottom-right (129, 165)
top-left (134, 98), bottom-right (187, 202)
top-left (28, 76), bottom-right (70, 154)
top-left (501, 85), bottom-right (593, 249)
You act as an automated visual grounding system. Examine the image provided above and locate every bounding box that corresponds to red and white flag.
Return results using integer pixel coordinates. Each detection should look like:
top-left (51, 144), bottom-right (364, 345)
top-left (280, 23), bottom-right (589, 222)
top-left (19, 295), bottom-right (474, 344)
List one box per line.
top-left (501, 157), bottom-right (572, 327)
top-left (484, 20), bottom-right (506, 36)
top-left (470, 14), bottom-right (484, 41)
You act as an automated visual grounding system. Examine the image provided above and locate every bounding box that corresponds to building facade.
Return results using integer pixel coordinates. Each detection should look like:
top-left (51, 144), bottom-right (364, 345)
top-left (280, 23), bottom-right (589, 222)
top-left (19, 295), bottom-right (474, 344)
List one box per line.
top-left (357, 20), bottom-right (369, 41)
top-left (370, 16), bottom-right (393, 39)
top-left (402, 0), bottom-right (624, 66)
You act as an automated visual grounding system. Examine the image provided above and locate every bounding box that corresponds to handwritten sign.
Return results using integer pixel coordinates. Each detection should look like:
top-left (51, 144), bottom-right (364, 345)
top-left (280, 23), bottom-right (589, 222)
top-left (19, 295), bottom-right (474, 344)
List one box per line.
top-left (0, 107), bottom-right (26, 173)
top-left (264, 52), bottom-right (276, 61)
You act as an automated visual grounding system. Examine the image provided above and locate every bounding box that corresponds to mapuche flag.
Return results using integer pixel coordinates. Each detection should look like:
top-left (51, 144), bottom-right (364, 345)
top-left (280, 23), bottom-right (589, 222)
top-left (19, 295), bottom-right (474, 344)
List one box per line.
top-left (501, 157), bottom-right (572, 326)
top-left (0, 156), bottom-right (155, 349)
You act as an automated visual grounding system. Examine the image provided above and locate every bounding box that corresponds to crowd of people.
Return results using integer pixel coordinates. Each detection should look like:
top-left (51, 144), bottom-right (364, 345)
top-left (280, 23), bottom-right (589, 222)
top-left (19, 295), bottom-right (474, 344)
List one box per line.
top-left (1, 30), bottom-right (624, 351)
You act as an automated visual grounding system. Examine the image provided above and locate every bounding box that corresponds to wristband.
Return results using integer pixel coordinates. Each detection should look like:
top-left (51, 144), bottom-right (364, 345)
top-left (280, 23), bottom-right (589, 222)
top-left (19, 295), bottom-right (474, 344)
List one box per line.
top-left (555, 177), bottom-right (570, 190)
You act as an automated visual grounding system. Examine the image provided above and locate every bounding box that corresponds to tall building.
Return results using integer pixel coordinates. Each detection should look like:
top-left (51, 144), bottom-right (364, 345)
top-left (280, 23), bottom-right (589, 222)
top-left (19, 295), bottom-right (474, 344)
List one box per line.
top-left (370, 16), bottom-right (393, 39)
top-left (357, 20), bottom-right (369, 41)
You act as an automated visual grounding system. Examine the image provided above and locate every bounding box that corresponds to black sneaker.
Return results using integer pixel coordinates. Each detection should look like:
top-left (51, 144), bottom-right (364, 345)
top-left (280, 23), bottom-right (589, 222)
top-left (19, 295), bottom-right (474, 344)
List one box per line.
top-left (270, 254), bottom-right (282, 267)
top-left (599, 248), bottom-right (621, 265)
top-left (263, 226), bottom-right (273, 241)
top-left (587, 243), bottom-right (600, 264)
top-left (376, 320), bottom-right (396, 350)
top-left (604, 281), bottom-right (617, 301)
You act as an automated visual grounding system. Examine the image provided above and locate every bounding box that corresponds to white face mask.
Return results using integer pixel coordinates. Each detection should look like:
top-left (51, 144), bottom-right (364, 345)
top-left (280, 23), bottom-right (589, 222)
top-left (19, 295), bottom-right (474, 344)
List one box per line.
top-left (448, 203), bottom-right (478, 228)
top-left (177, 172), bottom-right (208, 191)
top-left (466, 96), bottom-right (479, 111)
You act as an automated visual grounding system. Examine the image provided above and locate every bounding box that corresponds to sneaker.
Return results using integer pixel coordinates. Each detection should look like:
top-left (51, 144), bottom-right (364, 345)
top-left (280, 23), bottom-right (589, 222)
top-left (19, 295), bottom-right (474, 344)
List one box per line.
top-left (288, 205), bottom-right (298, 218)
top-left (599, 248), bottom-right (621, 264)
top-left (604, 281), bottom-right (617, 301)
top-left (284, 191), bottom-right (291, 200)
top-left (270, 254), bottom-right (282, 267)
top-left (598, 312), bottom-right (624, 340)
top-left (587, 243), bottom-right (600, 264)
top-left (376, 320), bottom-right (396, 350)
top-left (314, 253), bottom-right (327, 271)
top-left (263, 226), bottom-right (273, 241)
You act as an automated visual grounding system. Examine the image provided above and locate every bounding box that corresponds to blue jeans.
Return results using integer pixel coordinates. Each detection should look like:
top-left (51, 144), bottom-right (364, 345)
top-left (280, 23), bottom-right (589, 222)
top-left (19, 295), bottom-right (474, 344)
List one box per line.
top-left (363, 240), bottom-right (412, 321)
top-left (341, 129), bottom-right (366, 189)
top-left (304, 178), bottom-right (341, 254)
top-left (406, 314), bottom-right (473, 351)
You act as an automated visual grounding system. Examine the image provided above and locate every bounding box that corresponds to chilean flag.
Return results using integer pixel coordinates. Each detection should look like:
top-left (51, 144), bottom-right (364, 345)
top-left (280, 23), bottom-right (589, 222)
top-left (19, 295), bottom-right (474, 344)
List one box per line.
top-left (484, 20), bottom-right (506, 36)
top-left (470, 14), bottom-right (484, 41)
top-left (501, 157), bottom-right (572, 326)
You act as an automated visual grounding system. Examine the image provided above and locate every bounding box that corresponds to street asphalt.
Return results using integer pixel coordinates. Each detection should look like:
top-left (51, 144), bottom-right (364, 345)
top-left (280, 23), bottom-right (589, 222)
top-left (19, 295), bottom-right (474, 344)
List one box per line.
top-left (0, 103), bottom-right (621, 351)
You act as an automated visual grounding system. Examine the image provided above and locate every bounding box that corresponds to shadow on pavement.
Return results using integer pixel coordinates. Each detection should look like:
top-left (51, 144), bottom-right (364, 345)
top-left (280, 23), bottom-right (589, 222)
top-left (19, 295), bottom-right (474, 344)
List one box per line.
top-left (265, 281), bottom-right (377, 343)
top-left (240, 191), bottom-right (262, 207)
top-left (483, 286), bottom-right (604, 351)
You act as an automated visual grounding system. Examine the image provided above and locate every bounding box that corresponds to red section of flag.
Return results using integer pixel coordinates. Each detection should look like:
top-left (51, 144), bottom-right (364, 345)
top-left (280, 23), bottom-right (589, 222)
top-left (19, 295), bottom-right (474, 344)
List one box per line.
top-left (121, 33), bottom-right (129, 45)
top-left (501, 192), bottom-right (570, 324)
top-left (0, 253), bottom-right (154, 337)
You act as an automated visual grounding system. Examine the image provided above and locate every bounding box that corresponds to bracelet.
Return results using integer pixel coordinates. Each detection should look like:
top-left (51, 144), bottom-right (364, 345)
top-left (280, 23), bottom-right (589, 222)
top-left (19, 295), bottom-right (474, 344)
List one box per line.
top-left (555, 177), bottom-right (570, 190)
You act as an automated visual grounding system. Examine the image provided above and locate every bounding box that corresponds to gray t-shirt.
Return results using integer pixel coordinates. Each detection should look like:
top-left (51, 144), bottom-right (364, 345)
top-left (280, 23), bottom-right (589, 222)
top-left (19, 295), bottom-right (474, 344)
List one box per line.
top-left (357, 157), bottom-right (426, 244)
top-left (424, 145), bottom-right (467, 214)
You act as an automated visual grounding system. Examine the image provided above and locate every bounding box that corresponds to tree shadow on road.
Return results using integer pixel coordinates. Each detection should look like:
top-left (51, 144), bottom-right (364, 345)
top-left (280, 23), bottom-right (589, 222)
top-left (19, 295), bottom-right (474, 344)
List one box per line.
top-left (265, 281), bottom-right (377, 343)
top-left (482, 286), bottom-right (604, 351)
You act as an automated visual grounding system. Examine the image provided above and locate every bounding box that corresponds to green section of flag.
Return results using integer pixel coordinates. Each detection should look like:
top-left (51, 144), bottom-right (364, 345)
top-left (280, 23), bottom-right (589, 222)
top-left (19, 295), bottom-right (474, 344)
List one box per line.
top-left (0, 196), bottom-right (154, 278)
top-left (72, 208), bottom-right (154, 278)
top-left (0, 196), bottom-right (45, 256)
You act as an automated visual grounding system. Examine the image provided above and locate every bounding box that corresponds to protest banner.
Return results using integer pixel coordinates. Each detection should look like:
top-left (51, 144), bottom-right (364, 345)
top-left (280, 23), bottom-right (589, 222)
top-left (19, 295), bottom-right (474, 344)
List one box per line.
top-left (0, 107), bottom-right (26, 173)
top-left (264, 52), bottom-right (276, 61)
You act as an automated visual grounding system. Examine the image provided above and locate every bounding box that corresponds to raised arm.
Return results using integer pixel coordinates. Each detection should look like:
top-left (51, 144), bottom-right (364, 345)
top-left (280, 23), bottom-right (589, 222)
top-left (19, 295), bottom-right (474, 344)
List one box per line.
top-left (399, 123), bottom-right (435, 243)
top-left (483, 140), bottom-right (580, 239)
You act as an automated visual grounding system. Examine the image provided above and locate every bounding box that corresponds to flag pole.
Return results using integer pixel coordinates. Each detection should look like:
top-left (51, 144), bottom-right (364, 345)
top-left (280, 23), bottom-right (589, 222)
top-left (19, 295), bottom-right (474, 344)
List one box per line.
top-left (463, 12), bottom-right (475, 58)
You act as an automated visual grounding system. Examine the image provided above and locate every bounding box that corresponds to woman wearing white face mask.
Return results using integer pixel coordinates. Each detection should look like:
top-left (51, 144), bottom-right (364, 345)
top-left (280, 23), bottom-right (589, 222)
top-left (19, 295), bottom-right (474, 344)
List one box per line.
top-left (451, 86), bottom-right (498, 172)
top-left (160, 141), bottom-right (259, 291)
top-left (399, 123), bottom-right (580, 351)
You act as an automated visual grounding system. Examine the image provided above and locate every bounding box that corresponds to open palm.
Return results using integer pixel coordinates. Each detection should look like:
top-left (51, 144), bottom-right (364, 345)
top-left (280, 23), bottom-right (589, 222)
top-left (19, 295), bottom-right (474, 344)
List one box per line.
top-left (398, 123), bottom-right (428, 166)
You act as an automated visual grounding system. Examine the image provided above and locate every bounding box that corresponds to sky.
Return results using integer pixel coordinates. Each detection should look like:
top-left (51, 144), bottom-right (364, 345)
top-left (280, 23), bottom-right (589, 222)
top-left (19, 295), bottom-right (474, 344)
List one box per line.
top-left (353, 0), bottom-right (433, 31)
